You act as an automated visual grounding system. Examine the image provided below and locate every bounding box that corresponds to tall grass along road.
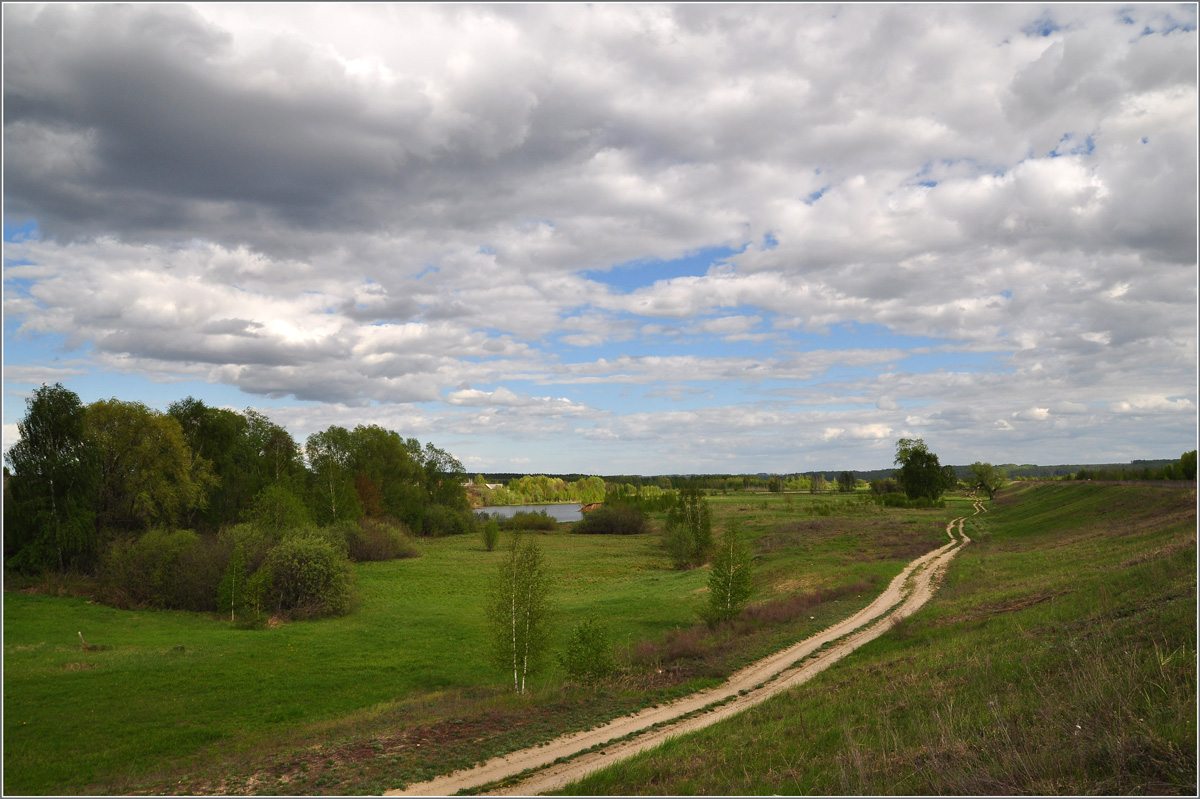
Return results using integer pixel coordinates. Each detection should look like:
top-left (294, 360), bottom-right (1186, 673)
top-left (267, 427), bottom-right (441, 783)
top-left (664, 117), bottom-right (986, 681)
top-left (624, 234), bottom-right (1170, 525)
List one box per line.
top-left (390, 508), bottom-right (977, 795)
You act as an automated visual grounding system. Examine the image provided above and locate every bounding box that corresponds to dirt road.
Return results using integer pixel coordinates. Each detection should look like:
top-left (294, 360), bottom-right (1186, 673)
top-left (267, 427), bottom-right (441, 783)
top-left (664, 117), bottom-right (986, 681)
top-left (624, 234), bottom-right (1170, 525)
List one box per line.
top-left (390, 506), bottom-right (978, 797)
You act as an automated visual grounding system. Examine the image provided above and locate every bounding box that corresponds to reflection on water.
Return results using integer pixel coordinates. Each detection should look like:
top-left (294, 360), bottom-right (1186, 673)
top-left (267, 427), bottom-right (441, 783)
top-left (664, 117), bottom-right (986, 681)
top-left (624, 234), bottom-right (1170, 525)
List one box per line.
top-left (479, 503), bottom-right (583, 523)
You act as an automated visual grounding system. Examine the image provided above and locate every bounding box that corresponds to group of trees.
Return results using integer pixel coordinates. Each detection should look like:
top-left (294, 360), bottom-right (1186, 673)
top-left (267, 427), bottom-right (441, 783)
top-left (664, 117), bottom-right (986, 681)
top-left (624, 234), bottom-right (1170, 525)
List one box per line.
top-left (3, 384), bottom-right (472, 618)
top-left (476, 475), bottom-right (607, 506)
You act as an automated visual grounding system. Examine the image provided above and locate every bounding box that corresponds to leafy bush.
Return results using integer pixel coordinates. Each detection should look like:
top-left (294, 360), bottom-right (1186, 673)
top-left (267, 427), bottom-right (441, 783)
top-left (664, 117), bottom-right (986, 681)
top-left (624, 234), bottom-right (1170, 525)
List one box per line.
top-left (263, 534), bottom-right (354, 618)
top-left (558, 614), bottom-right (616, 684)
top-left (345, 518), bottom-right (419, 561)
top-left (663, 485), bottom-right (712, 568)
top-left (481, 518), bottom-right (500, 551)
top-left (304, 521), bottom-right (352, 558)
top-left (501, 510), bottom-right (558, 531)
top-left (421, 504), bottom-right (472, 537)
top-left (98, 529), bottom-right (228, 611)
top-left (572, 506), bottom-right (647, 535)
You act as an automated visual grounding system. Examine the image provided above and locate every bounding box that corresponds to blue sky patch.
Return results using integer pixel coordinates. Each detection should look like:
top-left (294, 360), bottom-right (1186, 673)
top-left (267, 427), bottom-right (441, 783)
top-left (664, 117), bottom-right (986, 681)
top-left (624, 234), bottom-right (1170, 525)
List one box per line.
top-left (583, 244), bottom-right (740, 293)
top-left (1022, 15), bottom-right (1062, 37)
top-left (3, 219), bottom-right (40, 242)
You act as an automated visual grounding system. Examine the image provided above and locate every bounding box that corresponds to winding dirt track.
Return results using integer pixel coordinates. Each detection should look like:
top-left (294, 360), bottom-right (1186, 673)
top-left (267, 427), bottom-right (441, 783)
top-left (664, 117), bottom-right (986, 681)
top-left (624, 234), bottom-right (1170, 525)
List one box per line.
top-left (389, 501), bottom-right (983, 797)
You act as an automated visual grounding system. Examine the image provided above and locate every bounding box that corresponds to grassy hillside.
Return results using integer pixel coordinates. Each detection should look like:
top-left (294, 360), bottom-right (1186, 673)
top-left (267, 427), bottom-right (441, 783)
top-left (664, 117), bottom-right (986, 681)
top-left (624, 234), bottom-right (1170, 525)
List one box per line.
top-left (2, 491), bottom-right (951, 795)
top-left (556, 482), bottom-right (1197, 795)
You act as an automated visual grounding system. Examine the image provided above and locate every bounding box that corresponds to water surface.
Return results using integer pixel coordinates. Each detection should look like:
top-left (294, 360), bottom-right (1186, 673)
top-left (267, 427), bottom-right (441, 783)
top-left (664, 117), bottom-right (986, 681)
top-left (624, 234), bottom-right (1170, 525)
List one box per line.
top-left (479, 503), bottom-right (584, 523)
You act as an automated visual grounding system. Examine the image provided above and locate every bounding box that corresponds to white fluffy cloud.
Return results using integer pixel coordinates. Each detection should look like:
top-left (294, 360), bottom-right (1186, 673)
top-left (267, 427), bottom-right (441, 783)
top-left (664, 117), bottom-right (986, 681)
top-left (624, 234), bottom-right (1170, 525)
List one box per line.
top-left (3, 4), bottom-right (1195, 471)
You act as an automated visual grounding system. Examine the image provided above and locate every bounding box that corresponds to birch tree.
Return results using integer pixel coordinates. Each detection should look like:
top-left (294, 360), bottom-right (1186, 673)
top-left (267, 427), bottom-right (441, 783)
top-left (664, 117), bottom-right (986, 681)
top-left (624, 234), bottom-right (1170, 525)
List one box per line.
top-left (707, 520), bottom-right (752, 624)
top-left (486, 534), bottom-right (553, 694)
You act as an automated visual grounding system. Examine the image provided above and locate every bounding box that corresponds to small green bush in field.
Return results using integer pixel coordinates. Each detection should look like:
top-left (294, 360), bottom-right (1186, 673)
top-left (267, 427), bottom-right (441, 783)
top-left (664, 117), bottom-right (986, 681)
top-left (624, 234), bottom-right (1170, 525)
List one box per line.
top-left (264, 535), bottom-right (354, 618)
top-left (572, 506), bottom-right (647, 535)
top-left (501, 510), bottom-right (557, 531)
top-left (558, 614), bottom-right (616, 684)
top-left (481, 518), bottom-right (500, 551)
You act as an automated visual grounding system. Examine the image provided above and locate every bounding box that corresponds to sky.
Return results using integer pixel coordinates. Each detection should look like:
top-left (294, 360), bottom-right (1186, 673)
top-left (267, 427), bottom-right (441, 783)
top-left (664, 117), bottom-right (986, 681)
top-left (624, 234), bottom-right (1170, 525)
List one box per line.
top-left (3, 3), bottom-right (1197, 475)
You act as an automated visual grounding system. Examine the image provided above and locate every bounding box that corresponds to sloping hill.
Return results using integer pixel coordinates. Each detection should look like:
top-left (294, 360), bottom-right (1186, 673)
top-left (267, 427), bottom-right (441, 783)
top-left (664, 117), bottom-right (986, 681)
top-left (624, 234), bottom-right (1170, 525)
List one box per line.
top-left (559, 482), bottom-right (1197, 795)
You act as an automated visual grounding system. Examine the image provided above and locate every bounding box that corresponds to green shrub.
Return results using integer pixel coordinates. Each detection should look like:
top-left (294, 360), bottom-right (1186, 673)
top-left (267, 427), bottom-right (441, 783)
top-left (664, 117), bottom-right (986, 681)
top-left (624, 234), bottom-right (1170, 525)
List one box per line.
top-left (558, 614), bottom-right (616, 684)
top-left (572, 506), bottom-right (647, 535)
top-left (263, 535), bottom-right (354, 618)
top-left (502, 510), bottom-right (558, 531)
top-left (97, 529), bottom-right (228, 611)
top-left (303, 521), bottom-right (352, 558)
top-left (421, 504), bottom-right (472, 537)
top-left (481, 518), bottom-right (500, 551)
top-left (346, 518), bottom-right (419, 561)
top-left (663, 485), bottom-right (712, 568)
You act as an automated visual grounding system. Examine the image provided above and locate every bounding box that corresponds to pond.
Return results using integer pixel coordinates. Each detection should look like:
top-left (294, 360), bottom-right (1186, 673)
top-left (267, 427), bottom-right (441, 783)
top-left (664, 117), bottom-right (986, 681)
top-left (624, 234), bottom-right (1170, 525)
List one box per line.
top-left (477, 503), bottom-right (584, 523)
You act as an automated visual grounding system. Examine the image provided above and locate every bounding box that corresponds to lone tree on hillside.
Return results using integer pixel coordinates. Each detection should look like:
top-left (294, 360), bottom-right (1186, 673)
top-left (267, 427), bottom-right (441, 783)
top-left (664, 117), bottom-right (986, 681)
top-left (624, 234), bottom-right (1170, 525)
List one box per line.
top-left (894, 438), bottom-right (948, 501)
top-left (969, 462), bottom-right (1007, 499)
top-left (487, 533), bottom-right (553, 694)
top-left (706, 521), bottom-right (753, 624)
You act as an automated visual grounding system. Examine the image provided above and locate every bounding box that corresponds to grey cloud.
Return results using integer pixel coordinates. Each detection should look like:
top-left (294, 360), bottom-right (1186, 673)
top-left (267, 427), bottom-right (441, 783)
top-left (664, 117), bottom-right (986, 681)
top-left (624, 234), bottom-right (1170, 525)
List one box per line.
top-left (3, 4), bottom-right (1194, 468)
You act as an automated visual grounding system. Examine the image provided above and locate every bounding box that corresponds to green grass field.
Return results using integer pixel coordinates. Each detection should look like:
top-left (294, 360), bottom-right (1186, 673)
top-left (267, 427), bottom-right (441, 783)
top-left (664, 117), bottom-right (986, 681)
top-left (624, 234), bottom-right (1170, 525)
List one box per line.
top-left (3, 491), bottom-right (951, 795)
top-left (555, 483), bottom-right (1197, 795)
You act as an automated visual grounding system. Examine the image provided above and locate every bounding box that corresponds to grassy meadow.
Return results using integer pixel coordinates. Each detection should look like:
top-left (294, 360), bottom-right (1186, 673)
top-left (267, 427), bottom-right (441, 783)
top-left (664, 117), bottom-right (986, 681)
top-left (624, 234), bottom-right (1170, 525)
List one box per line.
top-left (3, 490), bottom-right (951, 795)
top-left (556, 482), bottom-right (1197, 796)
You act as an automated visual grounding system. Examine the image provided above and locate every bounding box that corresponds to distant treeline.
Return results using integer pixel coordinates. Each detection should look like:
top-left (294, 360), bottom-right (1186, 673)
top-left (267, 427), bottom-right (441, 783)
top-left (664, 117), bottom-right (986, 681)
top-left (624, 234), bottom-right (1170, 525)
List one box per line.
top-left (473, 456), bottom-right (1196, 490)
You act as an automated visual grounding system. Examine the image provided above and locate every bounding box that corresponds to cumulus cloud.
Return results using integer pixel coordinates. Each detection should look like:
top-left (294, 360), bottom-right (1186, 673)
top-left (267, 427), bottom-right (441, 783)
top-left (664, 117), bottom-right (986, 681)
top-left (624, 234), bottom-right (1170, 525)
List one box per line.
top-left (3, 4), bottom-right (1195, 470)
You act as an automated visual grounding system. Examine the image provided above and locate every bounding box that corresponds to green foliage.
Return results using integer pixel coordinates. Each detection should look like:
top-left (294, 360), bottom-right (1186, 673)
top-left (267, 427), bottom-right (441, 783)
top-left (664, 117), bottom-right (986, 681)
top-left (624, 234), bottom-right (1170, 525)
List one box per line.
top-left (493, 474), bottom-right (608, 506)
top-left (305, 426), bottom-right (363, 525)
top-left (263, 534), bottom-right (354, 618)
top-left (558, 614), bottom-right (616, 684)
top-left (869, 477), bottom-right (901, 494)
top-left (1180, 450), bottom-right (1197, 480)
top-left (500, 510), bottom-right (558, 531)
top-left (663, 483), bottom-right (713, 569)
top-left (246, 483), bottom-right (312, 540)
top-left (874, 493), bottom-right (946, 509)
top-left (894, 438), bottom-right (947, 501)
top-left (421, 504), bottom-right (472, 537)
top-left (1074, 450), bottom-right (1198, 482)
top-left (4, 383), bottom-right (100, 572)
top-left (836, 471), bottom-right (856, 493)
top-left (706, 521), bottom-right (753, 624)
top-left (486, 534), bottom-right (554, 694)
top-left (346, 518), bottom-right (420, 562)
top-left (97, 528), bottom-right (228, 611)
top-left (481, 518), bottom-right (500, 551)
top-left (969, 461), bottom-right (1006, 499)
top-left (572, 506), bottom-right (648, 535)
top-left (86, 398), bottom-right (215, 532)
